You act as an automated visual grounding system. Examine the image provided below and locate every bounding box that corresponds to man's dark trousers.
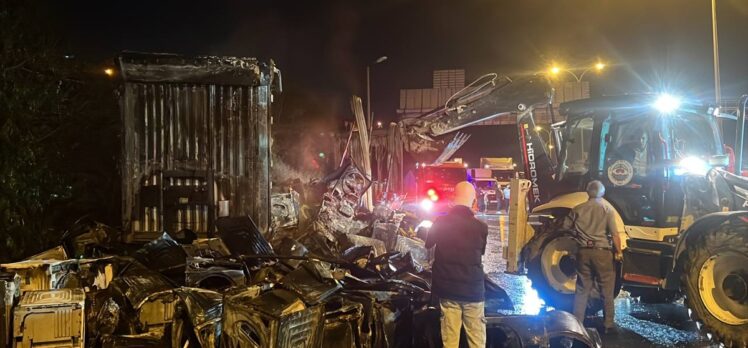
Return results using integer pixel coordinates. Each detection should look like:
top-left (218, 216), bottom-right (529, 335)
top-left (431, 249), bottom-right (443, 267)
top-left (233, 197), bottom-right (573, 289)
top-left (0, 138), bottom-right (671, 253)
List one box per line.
top-left (573, 248), bottom-right (616, 328)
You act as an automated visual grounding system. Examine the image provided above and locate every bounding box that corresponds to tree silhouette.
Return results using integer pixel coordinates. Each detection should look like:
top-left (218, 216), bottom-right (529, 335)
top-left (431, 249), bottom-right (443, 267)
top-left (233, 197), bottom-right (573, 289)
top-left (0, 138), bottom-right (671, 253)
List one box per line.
top-left (0, 1), bottom-right (120, 261)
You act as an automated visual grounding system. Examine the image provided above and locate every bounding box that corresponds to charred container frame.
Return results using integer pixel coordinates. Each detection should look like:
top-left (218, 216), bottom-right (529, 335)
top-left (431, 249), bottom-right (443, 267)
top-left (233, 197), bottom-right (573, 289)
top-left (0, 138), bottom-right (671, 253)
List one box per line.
top-left (118, 52), bottom-right (281, 242)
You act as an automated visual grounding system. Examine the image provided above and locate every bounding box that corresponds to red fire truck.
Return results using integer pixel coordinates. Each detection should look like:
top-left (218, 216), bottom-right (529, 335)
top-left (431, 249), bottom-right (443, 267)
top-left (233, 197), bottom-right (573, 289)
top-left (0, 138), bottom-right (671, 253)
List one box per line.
top-left (416, 161), bottom-right (468, 214)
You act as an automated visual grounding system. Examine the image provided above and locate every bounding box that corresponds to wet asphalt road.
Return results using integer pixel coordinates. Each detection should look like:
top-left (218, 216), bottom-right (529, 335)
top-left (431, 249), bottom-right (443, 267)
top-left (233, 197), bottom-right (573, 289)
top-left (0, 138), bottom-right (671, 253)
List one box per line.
top-left (479, 213), bottom-right (717, 348)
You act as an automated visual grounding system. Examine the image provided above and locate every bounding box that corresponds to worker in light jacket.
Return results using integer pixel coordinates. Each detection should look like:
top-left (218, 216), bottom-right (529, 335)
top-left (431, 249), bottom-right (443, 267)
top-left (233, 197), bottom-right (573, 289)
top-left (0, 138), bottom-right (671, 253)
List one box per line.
top-left (426, 181), bottom-right (488, 348)
top-left (564, 180), bottom-right (623, 334)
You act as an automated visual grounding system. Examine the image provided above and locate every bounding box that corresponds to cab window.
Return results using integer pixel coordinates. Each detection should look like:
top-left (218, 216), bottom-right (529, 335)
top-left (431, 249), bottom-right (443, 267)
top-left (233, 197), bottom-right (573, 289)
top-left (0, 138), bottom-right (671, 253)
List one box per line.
top-left (559, 117), bottom-right (594, 178)
top-left (604, 116), bottom-right (655, 179)
top-left (667, 113), bottom-right (721, 160)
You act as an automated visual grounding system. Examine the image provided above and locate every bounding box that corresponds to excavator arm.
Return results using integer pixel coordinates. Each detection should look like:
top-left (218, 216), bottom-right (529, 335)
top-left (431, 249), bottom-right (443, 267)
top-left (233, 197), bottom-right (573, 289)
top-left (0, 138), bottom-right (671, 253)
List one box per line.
top-left (398, 73), bottom-right (557, 207)
top-left (399, 74), bottom-right (552, 142)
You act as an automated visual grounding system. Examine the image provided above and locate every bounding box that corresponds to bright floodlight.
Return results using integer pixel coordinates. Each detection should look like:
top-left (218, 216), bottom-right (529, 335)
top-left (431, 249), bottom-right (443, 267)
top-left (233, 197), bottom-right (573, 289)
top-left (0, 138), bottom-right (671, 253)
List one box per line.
top-left (595, 62), bottom-right (606, 71)
top-left (654, 94), bottom-right (681, 114)
top-left (420, 199), bottom-right (434, 211)
top-left (675, 156), bottom-right (710, 176)
top-left (549, 66), bottom-right (561, 75)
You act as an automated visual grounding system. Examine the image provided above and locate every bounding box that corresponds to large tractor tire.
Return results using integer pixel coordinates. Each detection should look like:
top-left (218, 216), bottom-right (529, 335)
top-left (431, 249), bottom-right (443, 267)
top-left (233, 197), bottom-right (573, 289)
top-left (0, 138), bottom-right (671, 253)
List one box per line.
top-left (526, 232), bottom-right (621, 315)
top-left (527, 233), bottom-right (579, 312)
top-left (681, 222), bottom-right (748, 347)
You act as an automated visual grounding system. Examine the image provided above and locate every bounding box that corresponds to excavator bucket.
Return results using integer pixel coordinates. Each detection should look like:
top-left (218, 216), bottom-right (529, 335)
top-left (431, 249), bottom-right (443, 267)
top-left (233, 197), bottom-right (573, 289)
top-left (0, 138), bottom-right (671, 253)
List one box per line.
top-left (505, 178), bottom-right (533, 274)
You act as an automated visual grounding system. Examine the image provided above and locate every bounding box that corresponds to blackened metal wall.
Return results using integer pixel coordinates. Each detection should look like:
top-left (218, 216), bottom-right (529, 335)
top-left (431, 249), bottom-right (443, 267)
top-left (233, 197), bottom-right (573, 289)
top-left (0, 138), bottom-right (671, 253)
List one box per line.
top-left (118, 53), bottom-right (279, 241)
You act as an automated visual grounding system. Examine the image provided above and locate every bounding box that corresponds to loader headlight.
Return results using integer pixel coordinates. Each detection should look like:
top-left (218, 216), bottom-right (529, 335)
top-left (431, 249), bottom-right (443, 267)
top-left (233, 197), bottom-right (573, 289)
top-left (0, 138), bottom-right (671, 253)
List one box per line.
top-left (653, 94), bottom-right (681, 114)
top-left (675, 156), bottom-right (710, 176)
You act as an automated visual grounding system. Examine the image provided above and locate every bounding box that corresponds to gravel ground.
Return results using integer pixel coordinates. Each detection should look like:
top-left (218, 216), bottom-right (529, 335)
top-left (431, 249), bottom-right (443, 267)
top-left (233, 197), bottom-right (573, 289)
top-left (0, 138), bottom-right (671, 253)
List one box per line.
top-left (478, 212), bottom-right (717, 348)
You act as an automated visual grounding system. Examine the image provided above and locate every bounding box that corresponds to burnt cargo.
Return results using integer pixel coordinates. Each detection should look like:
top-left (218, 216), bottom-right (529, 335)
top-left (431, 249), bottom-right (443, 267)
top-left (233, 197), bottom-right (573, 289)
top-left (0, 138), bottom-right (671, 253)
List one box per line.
top-left (12, 289), bottom-right (86, 348)
top-left (0, 273), bottom-right (17, 348)
top-left (118, 52), bottom-right (281, 241)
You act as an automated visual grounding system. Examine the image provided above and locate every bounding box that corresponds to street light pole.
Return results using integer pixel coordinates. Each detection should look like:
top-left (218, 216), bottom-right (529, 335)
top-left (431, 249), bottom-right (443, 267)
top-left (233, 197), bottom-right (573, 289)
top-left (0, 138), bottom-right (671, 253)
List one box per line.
top-left (552, 64), bottom-right (606, 82)
top-left (711, 0), bottom-right (721, 106)
top-left (565, 70), bottom-right (583, 83)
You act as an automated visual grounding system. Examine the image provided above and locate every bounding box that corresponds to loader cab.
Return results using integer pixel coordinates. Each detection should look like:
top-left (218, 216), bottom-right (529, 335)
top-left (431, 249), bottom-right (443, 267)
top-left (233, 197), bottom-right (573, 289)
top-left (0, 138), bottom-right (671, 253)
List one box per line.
top-left (556, 95), bottom-right (724, 230)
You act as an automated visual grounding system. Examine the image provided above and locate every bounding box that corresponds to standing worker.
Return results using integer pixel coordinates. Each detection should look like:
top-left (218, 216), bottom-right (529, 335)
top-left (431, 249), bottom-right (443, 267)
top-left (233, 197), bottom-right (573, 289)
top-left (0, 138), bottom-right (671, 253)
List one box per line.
top-left (564, 180), bottom-right (623, 334)
top-left (426, 181), bottom-right (488, 348)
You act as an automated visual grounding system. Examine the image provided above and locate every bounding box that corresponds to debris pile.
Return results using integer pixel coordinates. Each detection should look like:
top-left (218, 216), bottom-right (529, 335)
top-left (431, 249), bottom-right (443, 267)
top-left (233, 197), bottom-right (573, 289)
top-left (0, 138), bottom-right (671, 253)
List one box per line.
top-left (0, 160), bottom-right (600, 348)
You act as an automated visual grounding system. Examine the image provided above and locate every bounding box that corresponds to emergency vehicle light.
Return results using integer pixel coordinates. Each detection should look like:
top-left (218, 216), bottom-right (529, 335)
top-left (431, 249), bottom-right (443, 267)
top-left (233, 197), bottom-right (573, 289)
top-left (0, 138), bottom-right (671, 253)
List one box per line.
top-left (427, 188), bottom-right (439, 202)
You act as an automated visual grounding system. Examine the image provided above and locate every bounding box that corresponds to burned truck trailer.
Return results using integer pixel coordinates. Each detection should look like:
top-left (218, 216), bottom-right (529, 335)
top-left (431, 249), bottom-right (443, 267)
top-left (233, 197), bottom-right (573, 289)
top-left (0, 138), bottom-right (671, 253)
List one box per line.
top-left (118, 52), bottom-right (281, 242)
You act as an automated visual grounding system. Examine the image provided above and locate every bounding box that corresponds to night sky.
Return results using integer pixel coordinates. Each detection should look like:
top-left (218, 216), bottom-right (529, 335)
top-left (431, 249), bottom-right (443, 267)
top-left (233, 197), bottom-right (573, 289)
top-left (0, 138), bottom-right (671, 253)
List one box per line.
top-left (52, 0), bottom-right (748, 125)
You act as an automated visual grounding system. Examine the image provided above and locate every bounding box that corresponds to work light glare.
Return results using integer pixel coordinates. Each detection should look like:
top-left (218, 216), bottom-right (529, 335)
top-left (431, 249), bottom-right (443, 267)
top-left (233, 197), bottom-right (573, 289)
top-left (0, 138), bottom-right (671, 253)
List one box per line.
top-left (675, 156), bottom-right (710, 176)
top-left (653, 94), bottom-right (681, 114)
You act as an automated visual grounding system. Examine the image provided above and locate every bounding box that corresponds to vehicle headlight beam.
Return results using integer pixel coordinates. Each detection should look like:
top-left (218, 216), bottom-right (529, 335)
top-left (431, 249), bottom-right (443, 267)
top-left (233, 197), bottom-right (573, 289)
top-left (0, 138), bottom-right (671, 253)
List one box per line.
top-left (675, 156), bottom-right (710, 176)
top-left (653, 94), bottom-right (681, 114)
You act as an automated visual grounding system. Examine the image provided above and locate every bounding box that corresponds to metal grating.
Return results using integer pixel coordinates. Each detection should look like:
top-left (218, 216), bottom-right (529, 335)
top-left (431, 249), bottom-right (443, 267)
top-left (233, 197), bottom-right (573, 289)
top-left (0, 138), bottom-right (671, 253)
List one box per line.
top-left (277, 306), bottom-right (322, 348)
top-left (54, 308), bottom-right (72, 338)
top-left (432, 69), bottom-right (465, 89)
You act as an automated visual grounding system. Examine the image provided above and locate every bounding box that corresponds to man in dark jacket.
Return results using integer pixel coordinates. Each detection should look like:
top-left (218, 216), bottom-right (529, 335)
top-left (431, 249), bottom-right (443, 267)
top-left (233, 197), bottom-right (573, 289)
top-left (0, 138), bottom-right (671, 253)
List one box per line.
top-left (426, 181), bottom-right (488, 348)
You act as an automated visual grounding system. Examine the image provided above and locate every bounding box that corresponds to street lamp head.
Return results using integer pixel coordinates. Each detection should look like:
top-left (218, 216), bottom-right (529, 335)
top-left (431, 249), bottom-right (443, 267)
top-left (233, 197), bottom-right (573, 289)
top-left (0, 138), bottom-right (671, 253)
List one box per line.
top-left (549, 66), bottom-right (561, 75)
top-left (594, 62), bottom-right (606, 71)
top-left (104, 68), bottom-right (114, 77)
top-left (375, 56), bottom-right (388, 64)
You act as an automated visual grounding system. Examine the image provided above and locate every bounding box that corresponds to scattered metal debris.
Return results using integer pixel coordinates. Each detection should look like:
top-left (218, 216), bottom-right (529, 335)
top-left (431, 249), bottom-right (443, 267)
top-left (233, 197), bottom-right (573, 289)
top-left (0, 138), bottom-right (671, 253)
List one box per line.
top-left (0, 156), bottom-right (603, 348)
top-left (314, 160), bottom-right (372, 240)
top-left (271, 191), bottom-right (301, 231)
top-left (0, 52), bottom-right (599, 348)
top-left (13, 288), bottom-right (86, 348)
